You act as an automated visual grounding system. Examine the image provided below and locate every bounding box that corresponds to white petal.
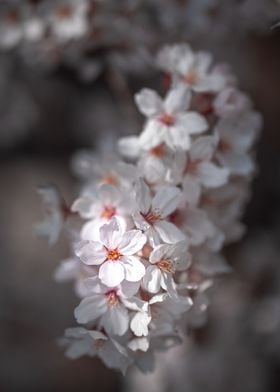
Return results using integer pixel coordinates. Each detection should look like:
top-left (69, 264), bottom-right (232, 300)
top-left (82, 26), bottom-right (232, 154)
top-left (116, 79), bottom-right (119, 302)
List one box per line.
top-left (99, 261), bottom-right (125, 287)
top-left (152, 186), bottom-right (181, 218)
top-left (99, 217), bottom-right (123, 249)
top-left (118, 136), bottom-right (141, 159)
top-left (128, 337), bottom-right (149, 352)
top-left (75, 241), bottom-right (106, 266)
top-left (139, 120), bottom-right (166, 150)
top-left (71, 196), bottom-right (94, 218)
top-left (130, 311), bottom-right (151, 337)
top-left (149, 244), bottom-right (168, 264)
top-left (135, 88), bottom-right (163, 117)
top-left (154, 221), bottom-right (186, 244)
top-left (164, 85), bottom-right (191, 113)
top-left (177, 112), bottom-right (208, 135)
top-left (142, 265), bottom-right (162, 293)
top-left (198, 162), bottom-right (229, 187)
top-left (74, 295), bottom-right (106, 324)
top-left (119, 230), bottom-right (146, 255)
top-left (121, 256), bottom-right (146, 282)
top-left (182, 176), bottom-right (201, 206)
top-left (190, 136), bottom-right (216, 161)
top-left (135, 179), bottom-right (152, 215)
top-left (100, 305), bottom-right (129, 336)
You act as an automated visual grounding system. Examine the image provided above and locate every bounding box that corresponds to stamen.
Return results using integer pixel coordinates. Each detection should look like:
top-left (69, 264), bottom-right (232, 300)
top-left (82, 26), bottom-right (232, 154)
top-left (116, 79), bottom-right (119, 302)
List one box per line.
top-left (105, 290), bottom-right (119, 306)
top-left (101, 205), bottom-right (116, 220)
top-left (150, 144), bottom-right (166, 158)
top-left (107, 249), bottom-right (121, 261)
top-left (142, 209), bottom-right (162, 224)
top-left (156, 259), bottom-right (174, 273)
top-left (159, 113), bottom-right (175, 126)
top-left (184, 70), bottom-right (198, 85)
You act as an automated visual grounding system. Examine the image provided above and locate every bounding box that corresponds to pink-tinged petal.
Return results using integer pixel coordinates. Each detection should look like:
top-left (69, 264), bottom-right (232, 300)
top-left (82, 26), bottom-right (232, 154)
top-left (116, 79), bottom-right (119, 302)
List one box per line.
top-left (75, 241), bottom-right (107, 265)
top-left (198, 162), bottom-right (229, 187)
top-left (130, 312), bottom-right (151, 337)
top-left (142, 265), bottom-right (162, 293)
top-left (135, 178), bottom-right (152, 215)
top-left (139, 120), bottom-right (167, 150)
top-left (74, 295), bottom-right (107, 324)
top-left (119, 230), bottom-right (146, 255)
top-left (99, 261), bottom-right (125, 287)
top-left (154, 221), bottom-right (186, 244)
top-left (152, 186), bottom-right (181, 218)
top-left (177, 112), bottom-right (208, 135)
top-left (135, 88), bottom-right (163, 117)
top-left (100, 305), bottom-right (129, 336)
top-left (99, 217), bottom-right (123, 249)
top-left (164, 85), bottom-right (191, 113)
top-left (190, 136), bottom-right (216, 161)
top-left (121, 256), bottom-right (146, 282)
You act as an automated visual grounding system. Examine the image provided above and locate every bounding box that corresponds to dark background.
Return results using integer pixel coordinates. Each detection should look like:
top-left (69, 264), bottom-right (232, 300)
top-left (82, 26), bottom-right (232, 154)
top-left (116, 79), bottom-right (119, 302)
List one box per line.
top-left (1, 2), bottom-right (280, 391)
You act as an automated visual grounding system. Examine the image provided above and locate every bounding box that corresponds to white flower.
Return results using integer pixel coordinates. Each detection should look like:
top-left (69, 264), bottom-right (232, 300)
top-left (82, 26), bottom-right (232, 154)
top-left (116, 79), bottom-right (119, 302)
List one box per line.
top-left (76, 217), bottom-right (146, 287)
top-left (72, 183), bottom-right (133, 241)
top-left (74, 278), bottom-right (145, 336)
top-left (35, 184), bottom-right (70, 245)
top-left (142, 242), bottom-right (191, 297)
top-left (0, 10), bottom-right (22, 49)
top-left (64, 327), bottom-right (131, 374)
top-left (135, 85), bottom-right (208, 151)
top-left (133, 179), bottom-right (186, 245)
top-left (170, 206), bottom-right (215, 247)
top-left (182, 136), bottom-right (229, 205)
top-left (157, 44), bottom-right (225, 92)
top-left (50, 1), bottom-right (89, 42)
top-left (213, 87), bottom-right (252, 117)
top-left (215, 110), bottom-right (262, 176)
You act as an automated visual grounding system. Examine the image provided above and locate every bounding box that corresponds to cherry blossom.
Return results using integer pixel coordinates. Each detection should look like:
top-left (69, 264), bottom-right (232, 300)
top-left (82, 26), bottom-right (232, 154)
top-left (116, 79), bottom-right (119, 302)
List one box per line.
top-left (133, 179), bottom-right (186, 245)
top-left (135, 85), bottom-right (208, 150)
top-left (76, 217), bottom-right (146, 287)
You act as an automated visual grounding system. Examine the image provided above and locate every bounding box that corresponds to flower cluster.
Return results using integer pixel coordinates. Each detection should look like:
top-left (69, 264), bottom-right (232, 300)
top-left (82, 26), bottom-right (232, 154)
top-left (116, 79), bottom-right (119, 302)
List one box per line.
top-left (1, 1), bottom-right (278, 78)
top-left (37, 43), bottom-right (262, 373)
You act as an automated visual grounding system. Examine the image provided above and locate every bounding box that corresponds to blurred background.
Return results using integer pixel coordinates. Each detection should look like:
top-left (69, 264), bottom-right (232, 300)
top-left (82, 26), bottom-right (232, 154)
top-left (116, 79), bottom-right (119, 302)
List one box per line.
top-left (1, 1), bottom-right (280, 391)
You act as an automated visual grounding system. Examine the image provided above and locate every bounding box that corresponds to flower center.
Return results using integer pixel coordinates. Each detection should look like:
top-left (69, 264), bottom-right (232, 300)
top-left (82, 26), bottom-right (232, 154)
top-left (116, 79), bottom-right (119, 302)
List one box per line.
top-left (218, 138), bottom-right (231, 153)
top-left (56, 5), bottom-right (74, 20)
top-left (149, 144), bottom-right (167, 158)
top-left (101, 205), bottom-right (116, 220)
top-left (184, 70), bottom-right (198, 85)
top-left (142, 209), bottom-right (162, 224)
top-left (159, 113), bottom-right (175, 126)
top-left (100, 173), bottom-right (118, 186)
top-left (185, 160), bottom-right (199, 175)
top-left (93, 339), bottom-right (105, 350)
top-left (156, 259), bottom-right (174, 273)
top-left (107, 249), bottom-right (121, 261)
top-left (105, 290), bottom-right (119, 306)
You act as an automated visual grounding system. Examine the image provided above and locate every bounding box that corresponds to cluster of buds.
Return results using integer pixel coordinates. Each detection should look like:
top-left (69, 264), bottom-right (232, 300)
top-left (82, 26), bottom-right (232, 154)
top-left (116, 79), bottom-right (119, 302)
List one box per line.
top-left (37, 43), bottom-right (262, 373)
